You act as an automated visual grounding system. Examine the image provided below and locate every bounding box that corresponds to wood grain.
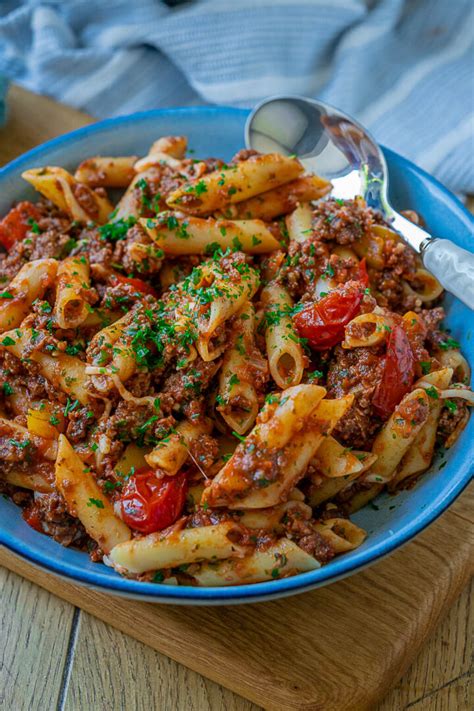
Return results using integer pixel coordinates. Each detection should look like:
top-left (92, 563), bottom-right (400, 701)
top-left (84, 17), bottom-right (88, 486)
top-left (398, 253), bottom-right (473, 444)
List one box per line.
top-left (1, 484), bottom-right (472, 711)
top-left (64, 611), bottom-right (260, 711)
top-left (0, 567), bottom-right (76, 711)
top-left (0, 85), bottom-right (92, 166)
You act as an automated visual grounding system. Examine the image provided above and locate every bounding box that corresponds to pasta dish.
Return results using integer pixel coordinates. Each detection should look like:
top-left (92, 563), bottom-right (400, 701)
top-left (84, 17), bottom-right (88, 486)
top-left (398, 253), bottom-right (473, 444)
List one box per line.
top-left (0, 137), bottom-right (471, 586)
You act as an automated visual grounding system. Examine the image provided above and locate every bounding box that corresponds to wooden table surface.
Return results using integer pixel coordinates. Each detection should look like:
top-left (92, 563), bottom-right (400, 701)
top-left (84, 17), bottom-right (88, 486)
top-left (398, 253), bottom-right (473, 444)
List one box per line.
top-left (0, 86), bottom-right (472, 711)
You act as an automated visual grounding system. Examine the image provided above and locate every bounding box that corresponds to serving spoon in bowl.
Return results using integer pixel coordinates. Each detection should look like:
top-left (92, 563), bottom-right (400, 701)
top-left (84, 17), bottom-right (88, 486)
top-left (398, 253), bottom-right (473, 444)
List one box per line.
top-left (245, 95), bottom-right (474, 310)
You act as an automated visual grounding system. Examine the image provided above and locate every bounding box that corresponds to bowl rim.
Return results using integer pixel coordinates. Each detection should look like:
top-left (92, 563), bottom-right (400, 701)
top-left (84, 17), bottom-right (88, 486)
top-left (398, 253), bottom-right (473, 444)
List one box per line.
top-left (0, 105), bottom-right (472, 603)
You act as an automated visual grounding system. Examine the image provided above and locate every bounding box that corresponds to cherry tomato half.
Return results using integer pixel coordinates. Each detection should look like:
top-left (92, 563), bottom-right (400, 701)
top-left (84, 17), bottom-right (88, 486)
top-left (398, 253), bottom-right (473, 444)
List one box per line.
top-left (0, 202), bottom-right (41, 251)
top-left (372, 325), bottom-right (415, 419)
top-left (112, 274), bottom-right (158, 298)
top-left (22, 504), bottom-right (43, 533)
top-left (120, 468), bottom-right (187, 534)
top-left (293, 280), bottom-right (365, 350)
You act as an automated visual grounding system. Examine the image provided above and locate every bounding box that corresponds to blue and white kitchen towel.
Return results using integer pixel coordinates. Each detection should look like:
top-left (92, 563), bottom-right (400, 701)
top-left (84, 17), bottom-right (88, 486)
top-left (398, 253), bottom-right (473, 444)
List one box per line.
top-left (0, 0), bottom-right (473, 194)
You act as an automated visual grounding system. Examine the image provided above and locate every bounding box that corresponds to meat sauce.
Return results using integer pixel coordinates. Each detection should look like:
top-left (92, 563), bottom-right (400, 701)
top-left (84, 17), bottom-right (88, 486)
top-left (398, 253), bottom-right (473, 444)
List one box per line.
top-left (0, 146), bottom-right (469, 586)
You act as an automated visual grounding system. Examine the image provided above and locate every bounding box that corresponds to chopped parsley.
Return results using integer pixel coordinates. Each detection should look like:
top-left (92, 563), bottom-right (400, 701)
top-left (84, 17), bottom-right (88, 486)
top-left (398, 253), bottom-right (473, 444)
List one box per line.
top-left (87, 498), bottom-right (105, 509)
top-left (99, 216), bottom-right (137, 242)
top-left (439, 337), bottom-right (460, 350)
top-left (420, 361), bottom-right (431, 375)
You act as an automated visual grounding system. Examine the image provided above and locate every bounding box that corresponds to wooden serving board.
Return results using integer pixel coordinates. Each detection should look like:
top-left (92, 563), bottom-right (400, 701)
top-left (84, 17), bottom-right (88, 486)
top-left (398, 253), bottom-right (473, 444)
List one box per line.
top-left (0, 86), bottom-right (473, 711)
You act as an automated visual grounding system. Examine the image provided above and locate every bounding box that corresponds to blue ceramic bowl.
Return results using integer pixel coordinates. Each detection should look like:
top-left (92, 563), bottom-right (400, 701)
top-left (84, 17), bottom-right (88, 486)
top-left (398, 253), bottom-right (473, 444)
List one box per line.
top-left (0, 108), bottom-right (472, 604)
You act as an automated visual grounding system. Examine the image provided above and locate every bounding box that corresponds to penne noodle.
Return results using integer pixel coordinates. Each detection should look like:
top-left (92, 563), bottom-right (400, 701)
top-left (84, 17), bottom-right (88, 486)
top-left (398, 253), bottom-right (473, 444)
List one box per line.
top-left (1, 469), bottom-right (54, 494)
top-left (403, 268), bottom-right (443, 303)
top-left (145, 418), bottom-right (212, 475)
top-left (261, 281), bottom-right (305, 389)
top-left (22, 167), bottom-right (113, 224)
top-left (311, 436), bottom-right (365, 478)
top-left (55, 435), bottom-right (131, 553)
top-left (285, 202), bottom-right (314, 243)
top-left (342, 312), bottom-right (391, 349)
top-left (226, 175), bottom-right (331, 221)
top-left (187, 261), bottom-right (260, 362)
top-left (391, 368), bottom-right (453, 488)
top-left (0, 258), bottom-right (57, 332)
top-left (217, 303), bottom-right (261, 434)
top-left (204, 391), bottom-right (353, 509)
top-left (1, 328), bottom-right (92, 405)
top-left (74, 156), bottom-right (138, 188)
top-left (167, 154), bottom-right (304, 215)
top-left (109, 522), bottom-right (247, 575)
top-left (54, 255), bottom-right (91, 329)
top-left (364, 388), bottom-right (430, 484)
top-left (141, 215), bottom-right (280, 255)
top-left (193, 539), bottom-right (319, 586)
top-left (313, 518), bottom-right (367, 554)
top-left (113, 166), bottom-right (162, 221)
top-left (346, 484), bottom-right (384, 514)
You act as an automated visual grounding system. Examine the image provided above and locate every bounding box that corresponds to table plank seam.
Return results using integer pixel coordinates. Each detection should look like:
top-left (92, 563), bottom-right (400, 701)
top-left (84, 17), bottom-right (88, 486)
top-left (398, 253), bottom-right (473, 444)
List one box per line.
top-left (405, 668), bottom-right (472, 708)
top-left (56, 607), bottom-right (81, 711)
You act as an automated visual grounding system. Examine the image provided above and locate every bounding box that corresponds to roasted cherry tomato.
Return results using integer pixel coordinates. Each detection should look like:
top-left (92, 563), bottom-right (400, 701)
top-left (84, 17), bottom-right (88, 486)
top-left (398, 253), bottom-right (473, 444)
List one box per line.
top-left (293, 280), bottom-right (365, 350)
top-left (0, 201), bottom-right (41, 250)
top-left (22, 504), bottom-right (43, 533)
top-left (112, 274), bottom-right (158, 298)
top-left (372, 325), bottom-right (415, 419)
top-left (120, 468), bottom-right (187, 534)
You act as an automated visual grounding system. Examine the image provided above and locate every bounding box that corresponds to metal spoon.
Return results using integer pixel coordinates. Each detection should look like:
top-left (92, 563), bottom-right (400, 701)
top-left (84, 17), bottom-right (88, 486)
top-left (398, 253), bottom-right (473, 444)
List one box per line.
top-left (245, 95), bottom-right (474, 310)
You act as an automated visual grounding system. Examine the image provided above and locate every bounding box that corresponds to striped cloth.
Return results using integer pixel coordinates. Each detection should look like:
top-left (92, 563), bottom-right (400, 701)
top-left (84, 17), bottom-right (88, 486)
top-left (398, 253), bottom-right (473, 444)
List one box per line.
top-left (0, 0), bottom-right (473, 193)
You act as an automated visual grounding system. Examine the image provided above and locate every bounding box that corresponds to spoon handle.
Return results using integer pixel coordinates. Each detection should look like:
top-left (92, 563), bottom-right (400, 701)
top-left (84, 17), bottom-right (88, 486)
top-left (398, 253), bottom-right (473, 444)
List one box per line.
top-left (422, 239), bottom-right (474, 311)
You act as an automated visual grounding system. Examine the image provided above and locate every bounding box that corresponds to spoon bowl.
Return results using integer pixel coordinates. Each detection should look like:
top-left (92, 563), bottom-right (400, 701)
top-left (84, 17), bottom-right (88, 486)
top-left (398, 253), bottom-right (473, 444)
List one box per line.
top-left (246, 95), bottom-right (474, 309)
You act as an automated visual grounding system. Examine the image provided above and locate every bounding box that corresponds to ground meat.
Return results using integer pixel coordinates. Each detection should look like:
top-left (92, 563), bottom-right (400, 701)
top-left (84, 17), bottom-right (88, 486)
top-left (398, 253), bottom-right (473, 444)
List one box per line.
top-left (281, 507), bottom-right (335, 564)
top-left (437, 400), bottom-right (469, 443)
top-left (277, 239), bottom-right (329, 300)
top-left (66, 407), bottom-right (93, 443)
top-left (327, 345), bottom-right (384, 448)
top-left (420, 307), bottom-right (448, 349)
top-left (189, 433), bottom-right (219, 473)
top-left (309, 198), bottom-right (384, 245)
top-left (78, 226), bottom-right (114, 268)
top-left (230, 149), bottom-right (260, 163)
top-left (71, 183), bottom-right (100, 221)
top-left (31, 491), bottom-right (90, 548)
top-left (103, 400), bottom-right (176, 446)
top-left (112, 222), bottom-right (163, 275)
top-left (160, 358), bottom-right (221, 417)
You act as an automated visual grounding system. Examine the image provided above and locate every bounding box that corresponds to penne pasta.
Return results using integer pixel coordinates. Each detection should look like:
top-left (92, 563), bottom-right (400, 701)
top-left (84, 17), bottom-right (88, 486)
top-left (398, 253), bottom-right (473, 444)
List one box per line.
top-left (342, 312), bottom-right (392, 349)
top-left (193, 539), bottom-right (320, 586)
top-left (261, 281), bottom-right (305, 389)
top-left (74, 156), bottom-right (138, 188)
top-left (185, 260), bottom-right (260, 362)
top-left (1, 328), bottom-right (92, 405)
top-left (0, 258), bottom-right (57, 332)
top-left (22, 167), bottom-right (113, 224)
top-left (204, 390), bottom-right (353, 509)
top-left (390, 368), bottom-right (453, 488)
top-left (226, 175), bottom-right (331, 221)
top-left (167, 154), bottom-right (304, 215)
top-left (55, 435), bottom-right (131, 553)
top-left (313, 518), bottom-right (367, 554)
top-left (0, 138), bottom-right (467, 590)
top-left (140, 215), bottom-right (280, 255)
top-left (285, 202), bottom-right (314, 243)
top-left (364, 389), bottom-right (430, 484)
top-left (54, 255), bottom-right (91, 329)
top-left (109, 522), bottom-right (248, 575)
top-left (145, 418), bottom-right (212, 475)
top-left (217, 303), bottom-right (261, 434)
